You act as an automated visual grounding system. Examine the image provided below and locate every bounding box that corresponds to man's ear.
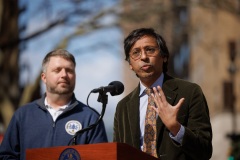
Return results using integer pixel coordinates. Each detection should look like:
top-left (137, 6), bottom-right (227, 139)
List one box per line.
top-left (129, 63), bottom-right (133, 70)
top-left (41, 72), bottom-right (46, 83)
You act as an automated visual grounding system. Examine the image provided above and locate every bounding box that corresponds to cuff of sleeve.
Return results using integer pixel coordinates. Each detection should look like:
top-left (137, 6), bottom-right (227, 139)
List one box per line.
top-left (169, 125), bottom-right (185, 144)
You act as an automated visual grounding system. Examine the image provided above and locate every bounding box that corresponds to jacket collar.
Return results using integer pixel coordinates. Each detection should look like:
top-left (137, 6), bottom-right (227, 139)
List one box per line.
top-left (36, 93), bottom-right (79, 111)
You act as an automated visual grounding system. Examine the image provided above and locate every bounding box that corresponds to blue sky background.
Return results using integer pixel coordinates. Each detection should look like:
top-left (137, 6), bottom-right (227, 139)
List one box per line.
top-left (18, 0), bottom-right (124, 141)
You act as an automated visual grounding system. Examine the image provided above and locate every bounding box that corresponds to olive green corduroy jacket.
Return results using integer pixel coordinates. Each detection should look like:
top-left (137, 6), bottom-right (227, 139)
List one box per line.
top-left (113, 74), bottom-right (212, 160)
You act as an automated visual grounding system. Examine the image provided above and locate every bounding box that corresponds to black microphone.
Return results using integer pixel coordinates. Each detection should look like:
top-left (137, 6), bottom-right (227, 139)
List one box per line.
top-left (91, 81), bottom-right (124, 96)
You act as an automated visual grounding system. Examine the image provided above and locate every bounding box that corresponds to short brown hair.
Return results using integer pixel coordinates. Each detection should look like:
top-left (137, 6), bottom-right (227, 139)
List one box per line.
top-left (42, 49), bottom-right (76, 72)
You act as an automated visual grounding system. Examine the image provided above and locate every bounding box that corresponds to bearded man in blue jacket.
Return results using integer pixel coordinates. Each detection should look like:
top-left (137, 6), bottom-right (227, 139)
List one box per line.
top-left (0, 49), bottom-right (108, 160)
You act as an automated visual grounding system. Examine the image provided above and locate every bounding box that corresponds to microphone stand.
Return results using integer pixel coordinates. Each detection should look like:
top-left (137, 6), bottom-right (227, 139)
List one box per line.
top-left (68, 90), bottom-right (108, 146)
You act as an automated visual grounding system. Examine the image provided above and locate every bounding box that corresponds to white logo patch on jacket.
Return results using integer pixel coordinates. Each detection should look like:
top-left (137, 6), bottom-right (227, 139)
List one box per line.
top-left (65, 120), bottom-right (82, 135)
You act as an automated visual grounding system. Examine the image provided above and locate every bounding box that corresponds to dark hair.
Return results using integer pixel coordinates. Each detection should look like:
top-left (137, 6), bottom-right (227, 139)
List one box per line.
top-left (124, 28), bottom-right (169, 73)
top-left (42, 49), bottom-right (76, 72)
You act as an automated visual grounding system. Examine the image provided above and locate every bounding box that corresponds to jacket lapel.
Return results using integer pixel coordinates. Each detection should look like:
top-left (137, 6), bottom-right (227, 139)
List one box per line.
top-left (126, 86), bottom-right (141, 148)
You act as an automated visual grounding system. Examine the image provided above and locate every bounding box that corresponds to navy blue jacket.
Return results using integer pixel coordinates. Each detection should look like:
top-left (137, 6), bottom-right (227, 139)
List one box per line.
top-left (0, 94), bottom-right (108, 160)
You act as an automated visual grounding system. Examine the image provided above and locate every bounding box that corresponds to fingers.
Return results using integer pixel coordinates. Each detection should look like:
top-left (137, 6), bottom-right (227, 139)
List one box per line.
top-left (150, 86), bottom-right (165, 112)
top-left (151, 105), bottom-right (158, 112)
top-left (151, 86), bottom-right (185, 110)
top-left (152, 86), bottom-right (166, 102)
top-left (176, 98), bottom-right (185, 110)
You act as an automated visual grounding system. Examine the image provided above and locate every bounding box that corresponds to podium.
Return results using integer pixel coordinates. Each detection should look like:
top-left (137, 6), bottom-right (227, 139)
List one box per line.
top-left (26, 142), bottom-right (160, 160)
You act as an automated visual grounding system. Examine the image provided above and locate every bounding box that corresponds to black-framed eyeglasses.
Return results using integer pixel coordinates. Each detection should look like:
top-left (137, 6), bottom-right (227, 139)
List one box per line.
top-left (129, 46), bottom-right (159, 60)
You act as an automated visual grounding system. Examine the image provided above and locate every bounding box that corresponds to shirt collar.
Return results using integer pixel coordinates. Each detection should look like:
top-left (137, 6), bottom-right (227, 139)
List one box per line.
top-left (139, 73), bottom-right (164, 97)
top-left (44, 98), bottom-right (71, 110)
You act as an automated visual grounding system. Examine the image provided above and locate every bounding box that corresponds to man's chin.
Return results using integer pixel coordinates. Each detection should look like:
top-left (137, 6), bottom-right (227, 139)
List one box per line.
top-left (55, 89), bottom-right (73, 95)
top-left (61, 90), bottom-right (73, 95)
top-left (139, 73), bottom-right (154, 79)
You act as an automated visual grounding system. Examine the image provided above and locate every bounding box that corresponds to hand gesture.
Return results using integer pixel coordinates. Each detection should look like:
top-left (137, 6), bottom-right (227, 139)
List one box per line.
top-left (151, 86), bottom-right (185, 136)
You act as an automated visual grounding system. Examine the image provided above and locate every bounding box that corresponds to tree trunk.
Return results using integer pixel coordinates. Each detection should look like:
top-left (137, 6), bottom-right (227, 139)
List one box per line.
top-left (0, 0), bottom-right (20, 129)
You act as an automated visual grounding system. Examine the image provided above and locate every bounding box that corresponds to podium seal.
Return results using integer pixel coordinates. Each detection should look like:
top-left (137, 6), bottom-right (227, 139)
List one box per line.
top-left (59, 148), bottom-right (81, 160)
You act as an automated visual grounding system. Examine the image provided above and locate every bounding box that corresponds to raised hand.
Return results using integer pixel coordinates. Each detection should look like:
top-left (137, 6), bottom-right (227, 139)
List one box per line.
top-left (151, 86), bottom-right (185, 136)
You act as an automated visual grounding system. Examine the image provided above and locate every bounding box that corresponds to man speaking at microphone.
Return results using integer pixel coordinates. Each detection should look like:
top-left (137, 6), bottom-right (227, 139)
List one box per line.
top-left (0, 49), bottom-right (108, 160)
top-left (113, 28), bottom-right (212, 160)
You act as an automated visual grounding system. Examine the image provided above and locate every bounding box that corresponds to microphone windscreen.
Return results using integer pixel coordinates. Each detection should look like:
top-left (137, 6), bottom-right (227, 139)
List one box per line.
top-left (108, 81), bottom-right (124, 96)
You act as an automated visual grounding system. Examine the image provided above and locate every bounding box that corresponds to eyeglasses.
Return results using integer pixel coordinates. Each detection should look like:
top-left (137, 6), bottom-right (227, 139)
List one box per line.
top-left (129, 46), bottom-right (159, 60)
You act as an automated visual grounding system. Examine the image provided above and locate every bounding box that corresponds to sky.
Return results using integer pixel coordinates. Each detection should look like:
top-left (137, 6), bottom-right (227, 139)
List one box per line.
top-left (19, 0), bottom-right (124, 141)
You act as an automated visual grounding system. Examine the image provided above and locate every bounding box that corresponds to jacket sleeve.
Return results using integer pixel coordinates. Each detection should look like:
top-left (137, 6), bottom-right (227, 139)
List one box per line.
top-left (0, 113), bottom-right (20, 160)
top-left (180, 85), bottom-right (213, 160)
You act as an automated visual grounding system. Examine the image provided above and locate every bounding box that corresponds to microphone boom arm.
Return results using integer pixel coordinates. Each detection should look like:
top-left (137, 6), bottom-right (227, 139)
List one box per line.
top-left (68, 90), bottom-right (108, 146)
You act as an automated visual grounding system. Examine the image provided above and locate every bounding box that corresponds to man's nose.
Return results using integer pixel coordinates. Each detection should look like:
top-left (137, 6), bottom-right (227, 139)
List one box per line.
top-left (60, 69), bottom-right (67, 76)
top-left (140, 50), bottom-right (148, 59)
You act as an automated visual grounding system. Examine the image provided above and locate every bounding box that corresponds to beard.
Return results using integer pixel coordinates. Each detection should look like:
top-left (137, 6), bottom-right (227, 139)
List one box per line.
top-left (47, 83), bottom-right (75, 95)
